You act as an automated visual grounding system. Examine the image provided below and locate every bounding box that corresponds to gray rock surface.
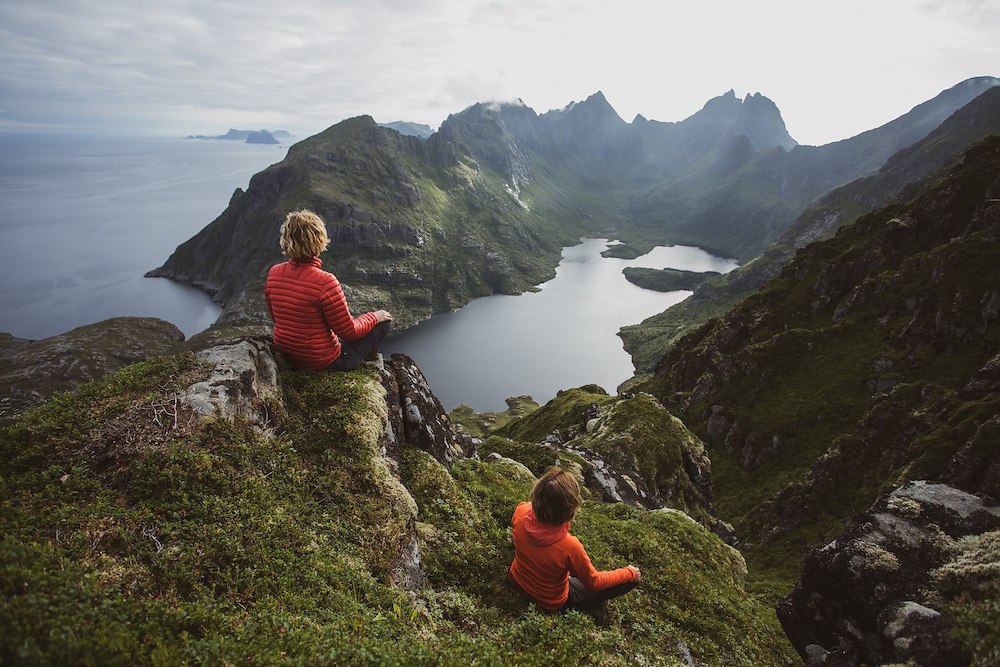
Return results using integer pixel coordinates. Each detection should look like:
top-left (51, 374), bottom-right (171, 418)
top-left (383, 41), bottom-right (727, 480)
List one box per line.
top-left (777, 481), bottom-right (1000, 666)
top-left (182, 337), bottom-right (281, 433)
top-left (380, 353), bottom-right (469, 465)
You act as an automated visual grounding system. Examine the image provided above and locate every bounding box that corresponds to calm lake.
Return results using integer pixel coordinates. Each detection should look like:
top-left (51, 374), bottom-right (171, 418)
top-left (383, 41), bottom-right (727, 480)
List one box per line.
top-left (384, 238), bottom-right (737, 412)
top-left (0, 134), bottom-right (286, 340)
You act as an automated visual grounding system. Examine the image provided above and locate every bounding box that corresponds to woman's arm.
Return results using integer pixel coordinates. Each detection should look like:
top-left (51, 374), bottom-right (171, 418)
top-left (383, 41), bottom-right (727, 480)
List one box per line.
top-left (320, 275), bottom-right (378, 341)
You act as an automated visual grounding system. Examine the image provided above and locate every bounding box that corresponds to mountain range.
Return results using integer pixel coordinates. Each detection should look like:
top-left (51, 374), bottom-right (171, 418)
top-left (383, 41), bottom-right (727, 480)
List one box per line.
top-left (150, 77), bottom-right (1000, 335)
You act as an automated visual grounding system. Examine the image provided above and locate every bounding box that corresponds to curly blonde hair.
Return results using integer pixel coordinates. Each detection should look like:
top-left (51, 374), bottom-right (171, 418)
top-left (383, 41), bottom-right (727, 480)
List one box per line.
top-left (279, 209), bottom-right (330, 261)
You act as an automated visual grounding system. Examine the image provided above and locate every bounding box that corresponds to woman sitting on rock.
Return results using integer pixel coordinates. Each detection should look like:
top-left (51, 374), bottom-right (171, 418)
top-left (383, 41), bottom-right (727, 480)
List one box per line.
top-left (509, 467), bottom-right (640, 620)
top-left (265, 209), bottom-right (392, 371)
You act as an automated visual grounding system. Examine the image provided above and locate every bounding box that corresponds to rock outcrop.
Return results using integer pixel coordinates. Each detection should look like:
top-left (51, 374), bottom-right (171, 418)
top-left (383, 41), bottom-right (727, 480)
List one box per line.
top-left (490, 386), bottom-right (720, 530)
top-left (0, 317), bottom-right (185, 421)
top-left (777, 481), bottom-right (1000, 666)
top-left (181, 337), bottom-right (281, 433)
top-left (380, 352), bottom-right (470, 466)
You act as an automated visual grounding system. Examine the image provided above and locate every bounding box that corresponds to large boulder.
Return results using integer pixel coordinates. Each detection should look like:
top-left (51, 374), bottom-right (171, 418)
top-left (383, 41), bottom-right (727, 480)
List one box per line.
top-left (182, 337), bottom-right (281, 433)
top-left (777, 481), bottom-right (1000, 666)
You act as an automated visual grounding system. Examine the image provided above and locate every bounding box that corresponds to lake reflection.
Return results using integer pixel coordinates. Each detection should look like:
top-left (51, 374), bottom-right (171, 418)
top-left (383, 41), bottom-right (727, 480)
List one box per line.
top-left (383, 238), bottom-right (738, 411)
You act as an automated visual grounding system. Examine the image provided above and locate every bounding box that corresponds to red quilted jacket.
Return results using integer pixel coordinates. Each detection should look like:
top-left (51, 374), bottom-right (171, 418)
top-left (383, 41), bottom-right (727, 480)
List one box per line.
top-left (264, 258), bottom-right (378, 369)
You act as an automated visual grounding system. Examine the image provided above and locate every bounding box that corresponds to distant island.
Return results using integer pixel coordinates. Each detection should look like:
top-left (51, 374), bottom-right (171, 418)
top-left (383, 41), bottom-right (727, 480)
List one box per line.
top-left (378, 121), bottom-right (435, 140)
top-left (622, 267), bottom-right (721, 291)
top-left (187, 128), bottom-right (292, 144)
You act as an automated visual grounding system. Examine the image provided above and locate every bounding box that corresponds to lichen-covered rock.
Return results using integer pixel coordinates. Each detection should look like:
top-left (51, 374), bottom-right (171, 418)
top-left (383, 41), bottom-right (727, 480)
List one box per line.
top-left (492, 386), bottom-right (719, 529)
top-left (483, 452), bottom-right (535, 483)
top-left (563, 392), bottom-right (714, 524)
top-left (182, 337), bottom-right (281, 432)
top-left (381, 352), bottom-right (469, 465)
top-left (777, 481), bottom-right (1000, 666)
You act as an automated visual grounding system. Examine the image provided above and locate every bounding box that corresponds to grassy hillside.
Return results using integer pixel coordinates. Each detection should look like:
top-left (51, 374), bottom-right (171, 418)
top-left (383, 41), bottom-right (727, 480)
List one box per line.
top-left (1, 353), bottom-right (796, 664)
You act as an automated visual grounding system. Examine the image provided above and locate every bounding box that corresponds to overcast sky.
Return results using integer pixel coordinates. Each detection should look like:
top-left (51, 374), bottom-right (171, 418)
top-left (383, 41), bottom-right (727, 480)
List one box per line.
top-left (1, 0), bottom-right (997, 146)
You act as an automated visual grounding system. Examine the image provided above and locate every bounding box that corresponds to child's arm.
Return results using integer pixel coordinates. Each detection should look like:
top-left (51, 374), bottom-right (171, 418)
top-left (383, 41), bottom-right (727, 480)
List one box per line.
top-left (567, 537), bottom-right (639, 591)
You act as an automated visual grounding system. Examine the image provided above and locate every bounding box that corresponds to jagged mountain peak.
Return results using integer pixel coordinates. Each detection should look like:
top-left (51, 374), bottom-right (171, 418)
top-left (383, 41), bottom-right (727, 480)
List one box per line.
top-left (543, 91), bottom-right (625, 125)
top-left (683, 89), bottom-right (796, 151)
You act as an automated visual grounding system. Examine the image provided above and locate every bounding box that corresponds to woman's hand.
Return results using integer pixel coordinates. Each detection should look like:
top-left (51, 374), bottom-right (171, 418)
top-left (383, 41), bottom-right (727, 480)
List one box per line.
top-left (374, 310), bottom-right (393, 323)
top-left (627, 565), bottom-right (641, 582)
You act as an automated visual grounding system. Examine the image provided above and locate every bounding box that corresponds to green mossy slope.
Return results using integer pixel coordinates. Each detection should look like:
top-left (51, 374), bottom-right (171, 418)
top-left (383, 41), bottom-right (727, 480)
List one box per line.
top-left (643, 136), bottom-right (1000, 590)
top-left (0, 355), bottom-right (795, 665)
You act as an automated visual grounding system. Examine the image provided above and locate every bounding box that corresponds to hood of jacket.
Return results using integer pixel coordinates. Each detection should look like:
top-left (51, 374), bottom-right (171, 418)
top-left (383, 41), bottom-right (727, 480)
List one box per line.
top-left (523, 509), bottom-right (569, 546)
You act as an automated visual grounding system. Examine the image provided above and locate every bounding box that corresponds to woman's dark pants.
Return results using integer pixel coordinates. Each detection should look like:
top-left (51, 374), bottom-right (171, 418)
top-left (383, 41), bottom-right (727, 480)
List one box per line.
top-left (326, 321), bottom-right (392, 371)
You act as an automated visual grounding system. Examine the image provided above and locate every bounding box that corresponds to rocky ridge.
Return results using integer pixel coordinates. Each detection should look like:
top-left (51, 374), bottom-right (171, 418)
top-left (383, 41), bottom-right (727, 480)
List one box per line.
top-left (621, 84), bottom-right (1000, 375)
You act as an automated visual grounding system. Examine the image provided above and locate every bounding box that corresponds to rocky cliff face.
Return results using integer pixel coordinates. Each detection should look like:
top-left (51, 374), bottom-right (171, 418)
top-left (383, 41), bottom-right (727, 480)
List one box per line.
top-left (777, 481), bottom-right (1000, 666)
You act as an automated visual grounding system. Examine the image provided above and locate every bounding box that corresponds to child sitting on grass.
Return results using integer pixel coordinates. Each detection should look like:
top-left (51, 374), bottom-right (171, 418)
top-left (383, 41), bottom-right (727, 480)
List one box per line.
top-left (509, 467), bottom-right (640, 617)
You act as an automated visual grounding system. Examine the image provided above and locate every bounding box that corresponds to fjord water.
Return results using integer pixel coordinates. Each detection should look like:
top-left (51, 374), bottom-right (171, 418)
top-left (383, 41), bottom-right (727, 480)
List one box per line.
top-left (384, 238), bottom-right (738, 411)
top-left (0, 134), bottom-right (286, 340)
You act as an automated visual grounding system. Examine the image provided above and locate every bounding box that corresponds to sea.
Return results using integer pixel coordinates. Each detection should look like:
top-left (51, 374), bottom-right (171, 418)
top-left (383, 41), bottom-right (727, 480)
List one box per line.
top-left (0, 133), bottom-right (287, 340)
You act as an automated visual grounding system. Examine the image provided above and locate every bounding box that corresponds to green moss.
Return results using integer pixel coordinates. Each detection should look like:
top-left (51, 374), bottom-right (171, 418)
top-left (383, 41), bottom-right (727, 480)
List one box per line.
top-left (478, 435), bottom-right (560, 477)
top-left (497, 385), bottom-right (614, 444)
top-left (1, 353), bottom-right (796, 664)
top-left (449, 396), bottom-right (540, 439)
top-left (564, 393), bottom-right (714, 523)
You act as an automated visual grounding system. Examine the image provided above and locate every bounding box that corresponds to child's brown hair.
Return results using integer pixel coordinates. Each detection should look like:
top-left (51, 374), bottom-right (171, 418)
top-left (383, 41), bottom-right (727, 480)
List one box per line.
top-left (530, 467), bottom-right (582, 525)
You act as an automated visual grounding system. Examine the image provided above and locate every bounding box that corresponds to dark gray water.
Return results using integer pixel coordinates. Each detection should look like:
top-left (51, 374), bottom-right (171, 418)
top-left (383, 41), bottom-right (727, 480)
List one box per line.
top-left (0, 134), bottom-right (286, 340)
top-left (384, 238), bottom-right (737, 411)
